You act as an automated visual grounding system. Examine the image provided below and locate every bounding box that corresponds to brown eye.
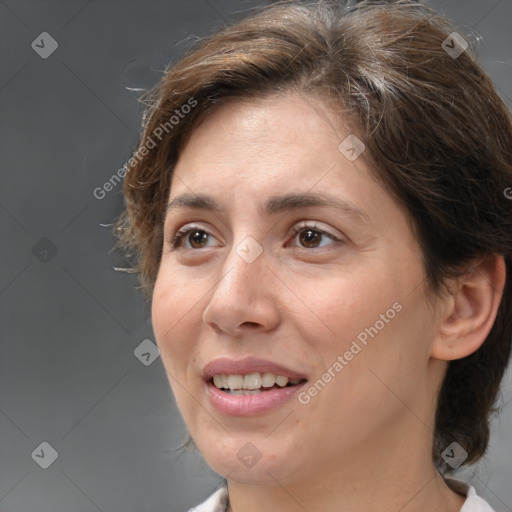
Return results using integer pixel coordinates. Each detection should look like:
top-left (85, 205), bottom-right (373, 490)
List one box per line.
top-left (172, 225), bottom-right (214, 249)
top-left (297, 228), bottom-right (322, 248)
top-left (290, 223), bottom-right (341, 249)
top-left (186, 230), bottom-right (209, 248)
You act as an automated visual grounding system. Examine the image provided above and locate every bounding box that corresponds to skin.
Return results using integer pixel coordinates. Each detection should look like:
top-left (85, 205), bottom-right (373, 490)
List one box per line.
top-left (151, 92), bottom-right (505, 512)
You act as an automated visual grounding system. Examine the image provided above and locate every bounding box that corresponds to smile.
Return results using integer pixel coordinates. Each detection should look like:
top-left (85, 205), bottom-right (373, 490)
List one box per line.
top-left (212, 372), bottom-right (304, 394)
top-left (202, 357), bottom-right (308, 415)
top-left (205, 379), bottom-right (307, 415)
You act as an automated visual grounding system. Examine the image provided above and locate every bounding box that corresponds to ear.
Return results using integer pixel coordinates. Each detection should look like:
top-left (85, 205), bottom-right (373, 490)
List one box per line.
top-left (431, 253), bottom-right (506, 361)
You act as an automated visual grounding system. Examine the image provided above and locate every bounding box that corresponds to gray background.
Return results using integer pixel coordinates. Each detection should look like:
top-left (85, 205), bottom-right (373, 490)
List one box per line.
top-left (1, 1), bottom-right (511, 511)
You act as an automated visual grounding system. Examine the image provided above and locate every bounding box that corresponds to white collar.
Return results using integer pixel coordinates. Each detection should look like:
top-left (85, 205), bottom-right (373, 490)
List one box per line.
top-left (444, 477), bottom-right (496, 512)
top-left (191, 477), bottom-right (495, 512)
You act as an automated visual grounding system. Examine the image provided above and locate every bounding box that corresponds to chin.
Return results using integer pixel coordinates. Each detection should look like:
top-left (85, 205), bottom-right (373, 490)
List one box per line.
top-left (196, 433), bottom-right (303, 484)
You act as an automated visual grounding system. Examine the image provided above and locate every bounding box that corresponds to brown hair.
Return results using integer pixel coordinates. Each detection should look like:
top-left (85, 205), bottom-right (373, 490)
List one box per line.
top-left (113, 0), bottom-right (512, 471)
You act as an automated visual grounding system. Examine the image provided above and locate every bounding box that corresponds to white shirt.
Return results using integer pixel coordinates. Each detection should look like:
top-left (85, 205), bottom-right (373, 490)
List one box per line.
top-left (187, 477), bottom-right (495, 512)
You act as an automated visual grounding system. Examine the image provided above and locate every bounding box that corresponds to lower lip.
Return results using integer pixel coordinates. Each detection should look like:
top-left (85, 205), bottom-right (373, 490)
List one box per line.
top-left (205, 380), bottom-right (307, 416)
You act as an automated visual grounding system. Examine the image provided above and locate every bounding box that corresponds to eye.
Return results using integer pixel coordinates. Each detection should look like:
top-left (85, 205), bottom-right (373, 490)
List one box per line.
top-left (288, 222), bottom-right (342, 250)
top-left (169, 222), bottom-right (342, 251)
top-left (170, 224), bottom-right (217, 250)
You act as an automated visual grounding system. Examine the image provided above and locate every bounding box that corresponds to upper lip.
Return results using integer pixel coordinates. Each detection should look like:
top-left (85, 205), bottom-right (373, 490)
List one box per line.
top-left (202, 357), bottom-right (308, 381)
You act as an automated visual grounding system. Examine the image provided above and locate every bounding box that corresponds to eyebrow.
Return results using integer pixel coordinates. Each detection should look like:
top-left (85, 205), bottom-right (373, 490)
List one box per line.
top-left (164, 192), bottom-right (371, 225)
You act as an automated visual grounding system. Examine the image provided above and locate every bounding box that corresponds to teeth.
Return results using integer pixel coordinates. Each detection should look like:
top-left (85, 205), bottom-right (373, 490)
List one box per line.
top-left (261, 372), bottom-right (276, 387)
top-left (243, 372), bottom-right (261, 390)
top-left (227, 374), bottom-right (244, 389)
top-left (276, 375), bottom-right (289, 387)
top-left (225, 389), bottom-right (264, 395)
top-left (211, 372), bottom-right (303, 390)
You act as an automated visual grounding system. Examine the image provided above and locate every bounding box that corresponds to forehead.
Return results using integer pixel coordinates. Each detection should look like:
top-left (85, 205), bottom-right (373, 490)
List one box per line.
top-left (170, 93), bottom-right (370, 192)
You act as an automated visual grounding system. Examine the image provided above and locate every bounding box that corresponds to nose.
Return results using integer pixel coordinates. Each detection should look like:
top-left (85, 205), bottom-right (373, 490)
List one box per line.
top-left (202, 237), bottom-right (281, 337)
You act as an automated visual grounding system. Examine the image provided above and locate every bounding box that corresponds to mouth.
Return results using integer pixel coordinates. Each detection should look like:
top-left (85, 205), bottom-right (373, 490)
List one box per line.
top-left (209, 372), bottom-right (307, 395)
top-left (202, 357), bottom-right (309, 416)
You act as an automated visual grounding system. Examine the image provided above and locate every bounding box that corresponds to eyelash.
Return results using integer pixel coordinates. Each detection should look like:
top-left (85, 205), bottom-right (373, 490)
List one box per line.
top-left (169, 222), bottom-right (342, 250)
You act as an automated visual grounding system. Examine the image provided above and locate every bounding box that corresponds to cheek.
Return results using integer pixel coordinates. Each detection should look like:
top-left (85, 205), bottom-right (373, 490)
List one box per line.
top-left (326, 295), bottom-right (432, 427)
top-left (300, 264), bottom-right (428, 406)
top-left (151, 272), bottom-right (199, 366)
top-left (151, 274), bottom-right (205, 419)
top-left (295, 262), bottom-right (402, 349)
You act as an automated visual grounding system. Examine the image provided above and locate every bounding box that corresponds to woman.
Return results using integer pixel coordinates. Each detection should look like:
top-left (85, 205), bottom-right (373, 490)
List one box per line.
top-left (113, 1), bottom-right (512, 511)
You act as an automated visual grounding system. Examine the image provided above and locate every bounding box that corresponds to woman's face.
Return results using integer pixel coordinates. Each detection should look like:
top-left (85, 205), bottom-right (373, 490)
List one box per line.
top-left (152, 93), bottom-right (446, 485)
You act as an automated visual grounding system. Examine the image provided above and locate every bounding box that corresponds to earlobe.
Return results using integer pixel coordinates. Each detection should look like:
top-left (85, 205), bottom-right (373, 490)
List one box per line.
top-left (431, 254), bottom-right (506, 361)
